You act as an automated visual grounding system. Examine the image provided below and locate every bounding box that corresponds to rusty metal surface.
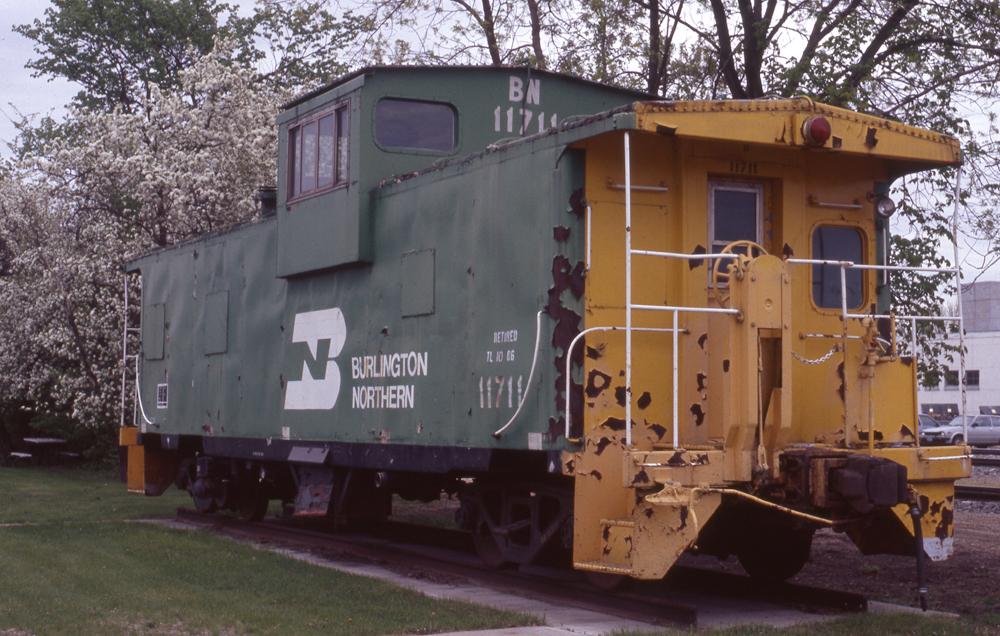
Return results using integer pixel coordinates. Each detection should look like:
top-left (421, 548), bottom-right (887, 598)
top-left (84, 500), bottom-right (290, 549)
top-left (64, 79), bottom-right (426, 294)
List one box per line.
top-left (124, 67), bottom-right (971, 587)
top-left (567, 102), bottom-right (966, 579)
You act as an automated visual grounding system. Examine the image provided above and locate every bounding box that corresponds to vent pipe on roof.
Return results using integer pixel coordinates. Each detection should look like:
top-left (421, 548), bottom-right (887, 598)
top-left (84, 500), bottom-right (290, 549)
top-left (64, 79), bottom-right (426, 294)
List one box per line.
top-left (256, 185), bottom-right (277, 217)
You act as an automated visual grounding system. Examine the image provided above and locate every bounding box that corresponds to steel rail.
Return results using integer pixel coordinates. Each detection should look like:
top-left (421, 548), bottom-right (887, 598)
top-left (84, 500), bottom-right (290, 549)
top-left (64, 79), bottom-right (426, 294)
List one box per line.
top-left (175, 508), bottom-right (699, 626)
top-left (955, 484), bottom-right (1000, 501)
top-left (174, 508), bottom-right (868, 623)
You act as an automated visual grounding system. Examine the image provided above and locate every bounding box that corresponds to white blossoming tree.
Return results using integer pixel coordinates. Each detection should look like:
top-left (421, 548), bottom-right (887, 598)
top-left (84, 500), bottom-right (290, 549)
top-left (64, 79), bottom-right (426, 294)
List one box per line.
top-left (0, 42), bottom-right (281, 460)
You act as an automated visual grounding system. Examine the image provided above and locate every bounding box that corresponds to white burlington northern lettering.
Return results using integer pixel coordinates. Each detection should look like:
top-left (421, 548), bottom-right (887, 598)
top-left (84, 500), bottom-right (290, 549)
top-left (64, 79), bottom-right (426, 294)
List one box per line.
top-left (526, 79), bottom-right (540, 105)
top-left (352, 385), bottom-right (415, 409)
top-left (509, 76), bottom-right (523, 101)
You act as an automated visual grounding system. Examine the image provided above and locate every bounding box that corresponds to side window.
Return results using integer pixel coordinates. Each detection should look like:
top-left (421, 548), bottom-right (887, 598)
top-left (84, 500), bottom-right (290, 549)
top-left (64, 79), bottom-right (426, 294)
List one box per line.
top-left (944, 368), bottom-right (979, 390)
top-left (288, 102), bottom-right (349, 201)
top-left (966, 369), bottom-right (980, 389)
top-left (376, 98), bottom-right (456, 152)
top-left (944, 368), bottom-right (959, 387)
top-left (708, 181), bottom-right (763, 254)
top-left (811, 226), bottom-right (864, 309)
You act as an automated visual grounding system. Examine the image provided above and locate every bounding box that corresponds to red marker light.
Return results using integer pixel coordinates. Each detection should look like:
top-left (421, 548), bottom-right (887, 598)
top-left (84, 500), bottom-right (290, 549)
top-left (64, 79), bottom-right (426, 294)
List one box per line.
top-left (802, 116), bottom-right (832, 146)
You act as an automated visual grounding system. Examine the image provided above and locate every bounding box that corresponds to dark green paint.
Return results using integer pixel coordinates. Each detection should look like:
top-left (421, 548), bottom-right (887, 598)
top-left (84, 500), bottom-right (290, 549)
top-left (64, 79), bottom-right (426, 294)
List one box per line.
top-left (275, 66), bottom-right (648, 276)
top-left (128, 67), bottom-right (641, 451)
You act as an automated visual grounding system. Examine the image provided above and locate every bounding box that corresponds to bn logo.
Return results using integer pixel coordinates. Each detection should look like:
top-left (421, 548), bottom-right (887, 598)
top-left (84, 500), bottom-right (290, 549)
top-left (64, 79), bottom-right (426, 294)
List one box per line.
top-left (284, 308), bottom-right (347, 410)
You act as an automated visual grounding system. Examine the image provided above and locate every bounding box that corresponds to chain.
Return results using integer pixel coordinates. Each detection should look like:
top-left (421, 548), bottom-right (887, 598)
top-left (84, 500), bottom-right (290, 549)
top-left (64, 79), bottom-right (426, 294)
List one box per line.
top-left (792, 346), bottom-right (839, 365)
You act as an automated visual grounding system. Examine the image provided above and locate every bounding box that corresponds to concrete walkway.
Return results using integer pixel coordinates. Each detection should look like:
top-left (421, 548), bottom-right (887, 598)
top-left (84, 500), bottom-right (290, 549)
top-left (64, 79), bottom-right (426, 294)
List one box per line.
top-left (270, 545), bottom-right (835, 633)
top-left (153, 518), bottom-right (956, 634)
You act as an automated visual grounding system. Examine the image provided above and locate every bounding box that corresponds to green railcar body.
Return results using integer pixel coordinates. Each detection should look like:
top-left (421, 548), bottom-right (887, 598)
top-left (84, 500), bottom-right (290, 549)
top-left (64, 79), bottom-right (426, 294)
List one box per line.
top-left (127, 66), bottom-right (643, 470)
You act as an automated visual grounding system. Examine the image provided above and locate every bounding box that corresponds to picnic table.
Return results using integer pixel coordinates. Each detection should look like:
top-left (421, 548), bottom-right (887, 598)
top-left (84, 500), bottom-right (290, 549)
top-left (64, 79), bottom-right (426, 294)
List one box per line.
top-left (23, 438), bottom-right (67, 466)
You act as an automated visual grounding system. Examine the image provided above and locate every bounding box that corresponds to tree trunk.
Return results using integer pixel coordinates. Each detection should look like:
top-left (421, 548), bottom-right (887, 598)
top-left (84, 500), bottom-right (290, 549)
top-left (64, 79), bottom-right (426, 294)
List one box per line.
top-left (647, 0), bottom-right (661, 94)
top-left (709, 0), bottom-right (747, 98)
top-left (481, 0), bottom-right (503, 65)
top-left (526, 0), bottom-right (546, 68)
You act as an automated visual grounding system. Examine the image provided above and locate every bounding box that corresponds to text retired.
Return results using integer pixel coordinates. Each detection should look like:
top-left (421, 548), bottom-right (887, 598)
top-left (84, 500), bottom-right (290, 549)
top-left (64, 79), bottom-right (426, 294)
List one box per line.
top-left (493, 330), bottom-right (517, 344)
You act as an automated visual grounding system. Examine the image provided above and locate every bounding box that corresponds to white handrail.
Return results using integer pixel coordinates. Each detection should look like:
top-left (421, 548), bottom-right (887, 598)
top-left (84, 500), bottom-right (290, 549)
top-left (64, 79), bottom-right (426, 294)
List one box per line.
top-left (611, 140), bottom-right (964, 454)
top-left (952, 168), bottom-right (967, 443)
top-left (788, 193), bottom-right (968, 439)
top-left (134, 356), bottom-right (156, 427)
top-left (493, 310), bottom-right (544, 438)
top-left (625, 133), bottom-right (633, 447)
top-left (120, 274), bottom-right (130, 429)
top-left (785, 258), bottom-right (963, 325)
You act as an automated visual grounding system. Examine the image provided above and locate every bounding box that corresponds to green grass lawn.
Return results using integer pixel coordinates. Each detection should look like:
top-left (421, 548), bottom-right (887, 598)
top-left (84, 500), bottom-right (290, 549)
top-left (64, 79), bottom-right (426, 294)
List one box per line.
top-left (0, 466), bottom-right (537, 635)
top-left (0, 465), bottom-right (189, 524)
top-left (4, 466), bottom-right (997, 636)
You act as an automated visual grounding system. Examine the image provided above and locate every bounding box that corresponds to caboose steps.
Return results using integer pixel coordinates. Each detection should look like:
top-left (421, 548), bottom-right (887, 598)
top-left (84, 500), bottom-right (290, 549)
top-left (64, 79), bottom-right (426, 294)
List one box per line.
top-left (573, 561), bottom-right (633, 574)
top-left (599, 518), bottom-right (635, 528)
top-left (626, 449), bottom-right (727, 487)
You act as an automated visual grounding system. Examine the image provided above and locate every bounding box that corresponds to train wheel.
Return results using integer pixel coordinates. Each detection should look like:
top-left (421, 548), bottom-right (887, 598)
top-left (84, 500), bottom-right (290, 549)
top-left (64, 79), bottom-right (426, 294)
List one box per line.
top-left (192, 492), bottom-right (218, 514)
top-left (736, 526), bottom-right (814, 583)
top-left (214, 481), bottom-right (236, 511)
top-left (584, 571), bottom-right (630, 591)
top-left (237, 482), bottom-right (269, 522)
top-left (472, 519), bottom-right (507, 569)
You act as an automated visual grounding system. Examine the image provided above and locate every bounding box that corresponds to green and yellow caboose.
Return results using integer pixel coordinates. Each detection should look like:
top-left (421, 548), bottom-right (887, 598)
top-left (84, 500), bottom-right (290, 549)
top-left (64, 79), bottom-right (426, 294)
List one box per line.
top-left (122, 66), bottom-right (969, 589)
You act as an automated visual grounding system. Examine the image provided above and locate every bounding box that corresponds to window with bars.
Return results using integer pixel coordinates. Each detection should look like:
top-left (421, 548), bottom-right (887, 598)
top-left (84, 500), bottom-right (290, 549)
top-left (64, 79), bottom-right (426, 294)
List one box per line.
top-left (288, 102), bottom-right (349, 201)
top-left (944, 368), bottom-right (979, 389)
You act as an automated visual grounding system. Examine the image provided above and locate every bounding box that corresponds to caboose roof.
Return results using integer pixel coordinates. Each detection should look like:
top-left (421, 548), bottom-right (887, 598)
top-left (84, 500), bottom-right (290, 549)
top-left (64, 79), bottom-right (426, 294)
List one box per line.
top-left (281, 65), bottom-right (654, 111)
top-left (383, 97), bottom-right (962, 189)
top-left (629, 99), bottom-right (963, 173)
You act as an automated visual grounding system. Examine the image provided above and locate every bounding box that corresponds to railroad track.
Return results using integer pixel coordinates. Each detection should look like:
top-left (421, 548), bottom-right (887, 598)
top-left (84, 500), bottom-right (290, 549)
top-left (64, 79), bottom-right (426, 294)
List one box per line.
top-left (970, 449), bottom-right (1000, 468)
top-left (175, 507), bottom-right (866, 627)
top-left (944, 449), bottom-right (1000, 500)
top-left (955, 484), bottom-right (1000, 501)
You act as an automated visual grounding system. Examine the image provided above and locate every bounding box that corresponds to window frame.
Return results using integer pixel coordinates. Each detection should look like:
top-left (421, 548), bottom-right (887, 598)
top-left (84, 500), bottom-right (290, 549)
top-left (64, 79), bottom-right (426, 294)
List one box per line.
top-left (966, 369), bottom-right (980, 389)
top-left (810, 224), bottom-right (867, 311)
top-left (707, 180), bottom-right (765, 256)
top-left (944, 368), bottom-right (960, 389)
top-left (373, 97), bottom-right (458, 154)
top-left (287, 100), bottom-right (350, 203)
top-left (944, 367), bottom-right (979, 390)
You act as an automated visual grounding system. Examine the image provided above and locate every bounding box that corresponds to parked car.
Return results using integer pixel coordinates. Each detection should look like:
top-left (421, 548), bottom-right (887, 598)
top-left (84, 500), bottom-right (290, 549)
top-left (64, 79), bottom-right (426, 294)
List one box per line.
top-left (917, 413), bottom-right (938, 435)
top-left (920, 414), bottom-right (1000, 447)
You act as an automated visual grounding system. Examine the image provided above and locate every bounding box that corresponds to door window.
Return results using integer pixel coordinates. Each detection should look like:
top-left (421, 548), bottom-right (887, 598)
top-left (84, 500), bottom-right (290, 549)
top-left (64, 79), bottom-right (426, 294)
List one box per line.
top-left (708, 181), bottom-right (763, 255)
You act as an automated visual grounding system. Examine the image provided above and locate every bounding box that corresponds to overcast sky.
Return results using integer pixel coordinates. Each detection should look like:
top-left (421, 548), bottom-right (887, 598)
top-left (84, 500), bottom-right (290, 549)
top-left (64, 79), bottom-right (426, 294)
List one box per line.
top-left (1, 0), bottom-right (996, 282)
top-left (1, 0), bottom-right (78, 156)
top-left (0, 0), bottom-right (257, 157)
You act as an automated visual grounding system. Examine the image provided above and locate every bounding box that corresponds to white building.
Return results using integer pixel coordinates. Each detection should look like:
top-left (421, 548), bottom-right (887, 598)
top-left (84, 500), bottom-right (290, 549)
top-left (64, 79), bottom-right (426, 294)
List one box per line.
top-left (918, 281), bottom-right (1000, 421)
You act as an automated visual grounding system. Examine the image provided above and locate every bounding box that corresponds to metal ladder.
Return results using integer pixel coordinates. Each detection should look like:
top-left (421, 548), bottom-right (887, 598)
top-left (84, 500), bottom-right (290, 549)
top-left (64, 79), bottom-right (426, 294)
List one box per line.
top-left (620, 132), bottom-right (740, 449)
top-left (119, 274), bottom-right (142, 430)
